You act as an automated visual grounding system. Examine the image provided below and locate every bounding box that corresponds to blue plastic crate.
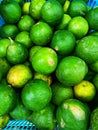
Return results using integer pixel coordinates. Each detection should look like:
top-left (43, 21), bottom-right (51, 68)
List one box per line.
top-left (0, 0), bottom-right (98, 130)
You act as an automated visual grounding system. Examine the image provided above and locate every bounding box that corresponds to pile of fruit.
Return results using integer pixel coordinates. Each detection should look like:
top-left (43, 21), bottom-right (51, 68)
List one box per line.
top-left (0, 0), bottom-right (98, 129)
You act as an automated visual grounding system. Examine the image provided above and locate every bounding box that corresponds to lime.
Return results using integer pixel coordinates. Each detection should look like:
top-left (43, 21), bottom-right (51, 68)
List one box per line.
top-left (51, 81), bottom-right (73, 105)
top-left (0, 38), bottom-right (11, 58)
top-left (22, 2), bottom-right (30, 14)
top-left (0, 84), bottom-right (17, 116)
top-left (15, 31), bottom-right (33, 48)
top-left (33, 72), bottom-right (52, 85)
top-left (92, 74), bottom-right (98, 91)
top-left (0, 114), bottom-right (10, 129)
top-left (30, 21), bottom-right (53, 46)
top-left (56, 56), bottom-right (88, 87)
top-left (29, 46), bottom-right (42, 62)
top-left (0, 24), bottom-right (19, 38)
top-left (85, 6), bottom-right (98, 30)
top-left (17, 14), bottom-right (35, 32)
top-left (31, 47), bottom-right (58, 75)
top-left (50, 30), bottom-right (76, 56)
top-left (10, 97), bottom-right (31, 120)
top-left (56, 99), bottom-right (90, 130)
top-left (0, 58), bottom-right (11, 77)
top-left (73, 80), bottom-right (96, 102)
top-left (0, 1), bottom-right (21, 24)
top-left (21, 79), bottom-right (52, 111)
top-left (63, 0), bottom-right (70, 13)
top-left (68, 0), bottom-right (88, 17)
top-left (75, 35), bottom-right (98, 64)
top-left (56, 14), bottom-right (71, 30)
top-left (89, 60), bottom-right (98, 72)
top-left (6, 41), bottom-right (28, 64)
top-left (68, 16), bottom-right (89, 39)
top-left (41, 0), bottom-right (64, 25)
top-left (29, 0), bottom-right (46, 20)
top-left (28, 104), bottom-right (56, 130)
top-left (7, 64), bottom-right (33, 88)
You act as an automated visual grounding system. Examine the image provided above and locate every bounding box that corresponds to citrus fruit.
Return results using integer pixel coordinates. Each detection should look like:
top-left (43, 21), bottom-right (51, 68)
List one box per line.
top-left (63, 0), bottom-right (70, 13)
top-left (28, 103), bottom-right (56, 130)
top-left (73, 80), bottom-right (96, 102)
top-left (15, 31), bottom-right (33, 48)
top-left (51, 81), bottom-right (73, 105)
top-left (21, 79), bottom-right (52, 111)
top-left (10, 97), bottom-right (31, 120)
top-left (0, 58), bottom-right (11, 77)
top-left (85, 6), bottom-right (98, 30)
top-left (17, 14), bottom-right (35, 31)
top-left (29, 0), bottom-right (46, 20)
top-left (92, 74), bottom-right (98, 91)
top-left (56, 56), bottom-right (88, 87)
top-left (30, 21), bottom-right (53, 46)
top-left (41, 0), bottom-right (64, 25)
top-left (29, 45), bottom-right (42, 62)
top-left (50, 30), bottom-right (76, 56)
top-left (56, 14), bottom-right (71, 30)
top-left (22, 2), bottom-right (30, 14)
top-left (90, 107), bottom-right (98, 130)
top-left (31, 47), bottom-right (58, 75)
top-left (0, 38), bottom-right (11, 58)
top-left (7, 64), bottom-right (33, 88)
top-left (0, 83), bottom-right (17, 116)
top-left (33, 72), bottom-right (52, 85)
top-left (56, 98), bottom-right (90, 130)
top-left (89, 60), bottom-right (98, 72)
top-left (0, 1), bottom-right (21, 24)
top-left (0, 24), bottom-right (19, 38)
top-left (68, 16), bottom-right (89, 39)
top-left (6, 41), bottom-right (28, 64)
top-left (75, 35), bottom-right (98, 64)
top-left (0, 114), bottom-right (10, 129)
top-left (68, 0), bottom-right (88, 17)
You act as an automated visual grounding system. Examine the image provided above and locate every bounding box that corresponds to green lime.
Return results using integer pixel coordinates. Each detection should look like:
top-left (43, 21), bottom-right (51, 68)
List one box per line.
top-left (15, 31), bottom-right (33, 48)
top-left (56, 14), bottom-right (71, 30)
top-left (92, 74), bottom-right (98, 91)
top-left (63, 0), bottom-right (70, 13)
top-left (85, 6), bottom-right (98, 30)
top-left (68, 16), bottom-right (89, 39)
top-left (0, 114), bottom-right (10, 129)
top-left (50, 30), bottom-right (76, 56)
top-left (10, 97), bottom-right (31, 120)
top-left (7, 64), bottom-right (33, 88)
top-left (0, 24), bottom-right (19, 38)
top-left (6, 41), bottom-right (28, 64)
top-left (56, 99), bottom-right (90, 130)
top-left (29, 0), bottom-right (46, 20)
top-left (41, 0), bottom-right (64, 25)
top-left (22, 2), bottom-right (30, 14)
top-left (0, 84), bottom-right (17, 116)
top-left (68, 0), bottom-right (88, 17)
top-left (29, 46), bottom-right (42, 62)
top-left (33, 72), bottom-right (52, 85)
top-left (51, 81), bottom-right (73, 105)
top-left (0, 58), bottom-right (11, 77)
top-left (28, 104), bottom-right (56, 130)
top-left (56, 56), bottom-right (88, 87)
top-left (31, 47), bottom-right (58, 75)
top-left (74, 80), bottom-right (96, 102)
top-left (21, 79), bottom-right (52, 111)
top-left (17, 14), bottom-right (35, 31)
top-left (0, 1), bottom-right (21, 24)
top-left (75, 35), bottom-right (98, 64)
top-left (0, 38), bottom-right (11, 58)
top-left (30, 21), bottom-right (53, 46)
